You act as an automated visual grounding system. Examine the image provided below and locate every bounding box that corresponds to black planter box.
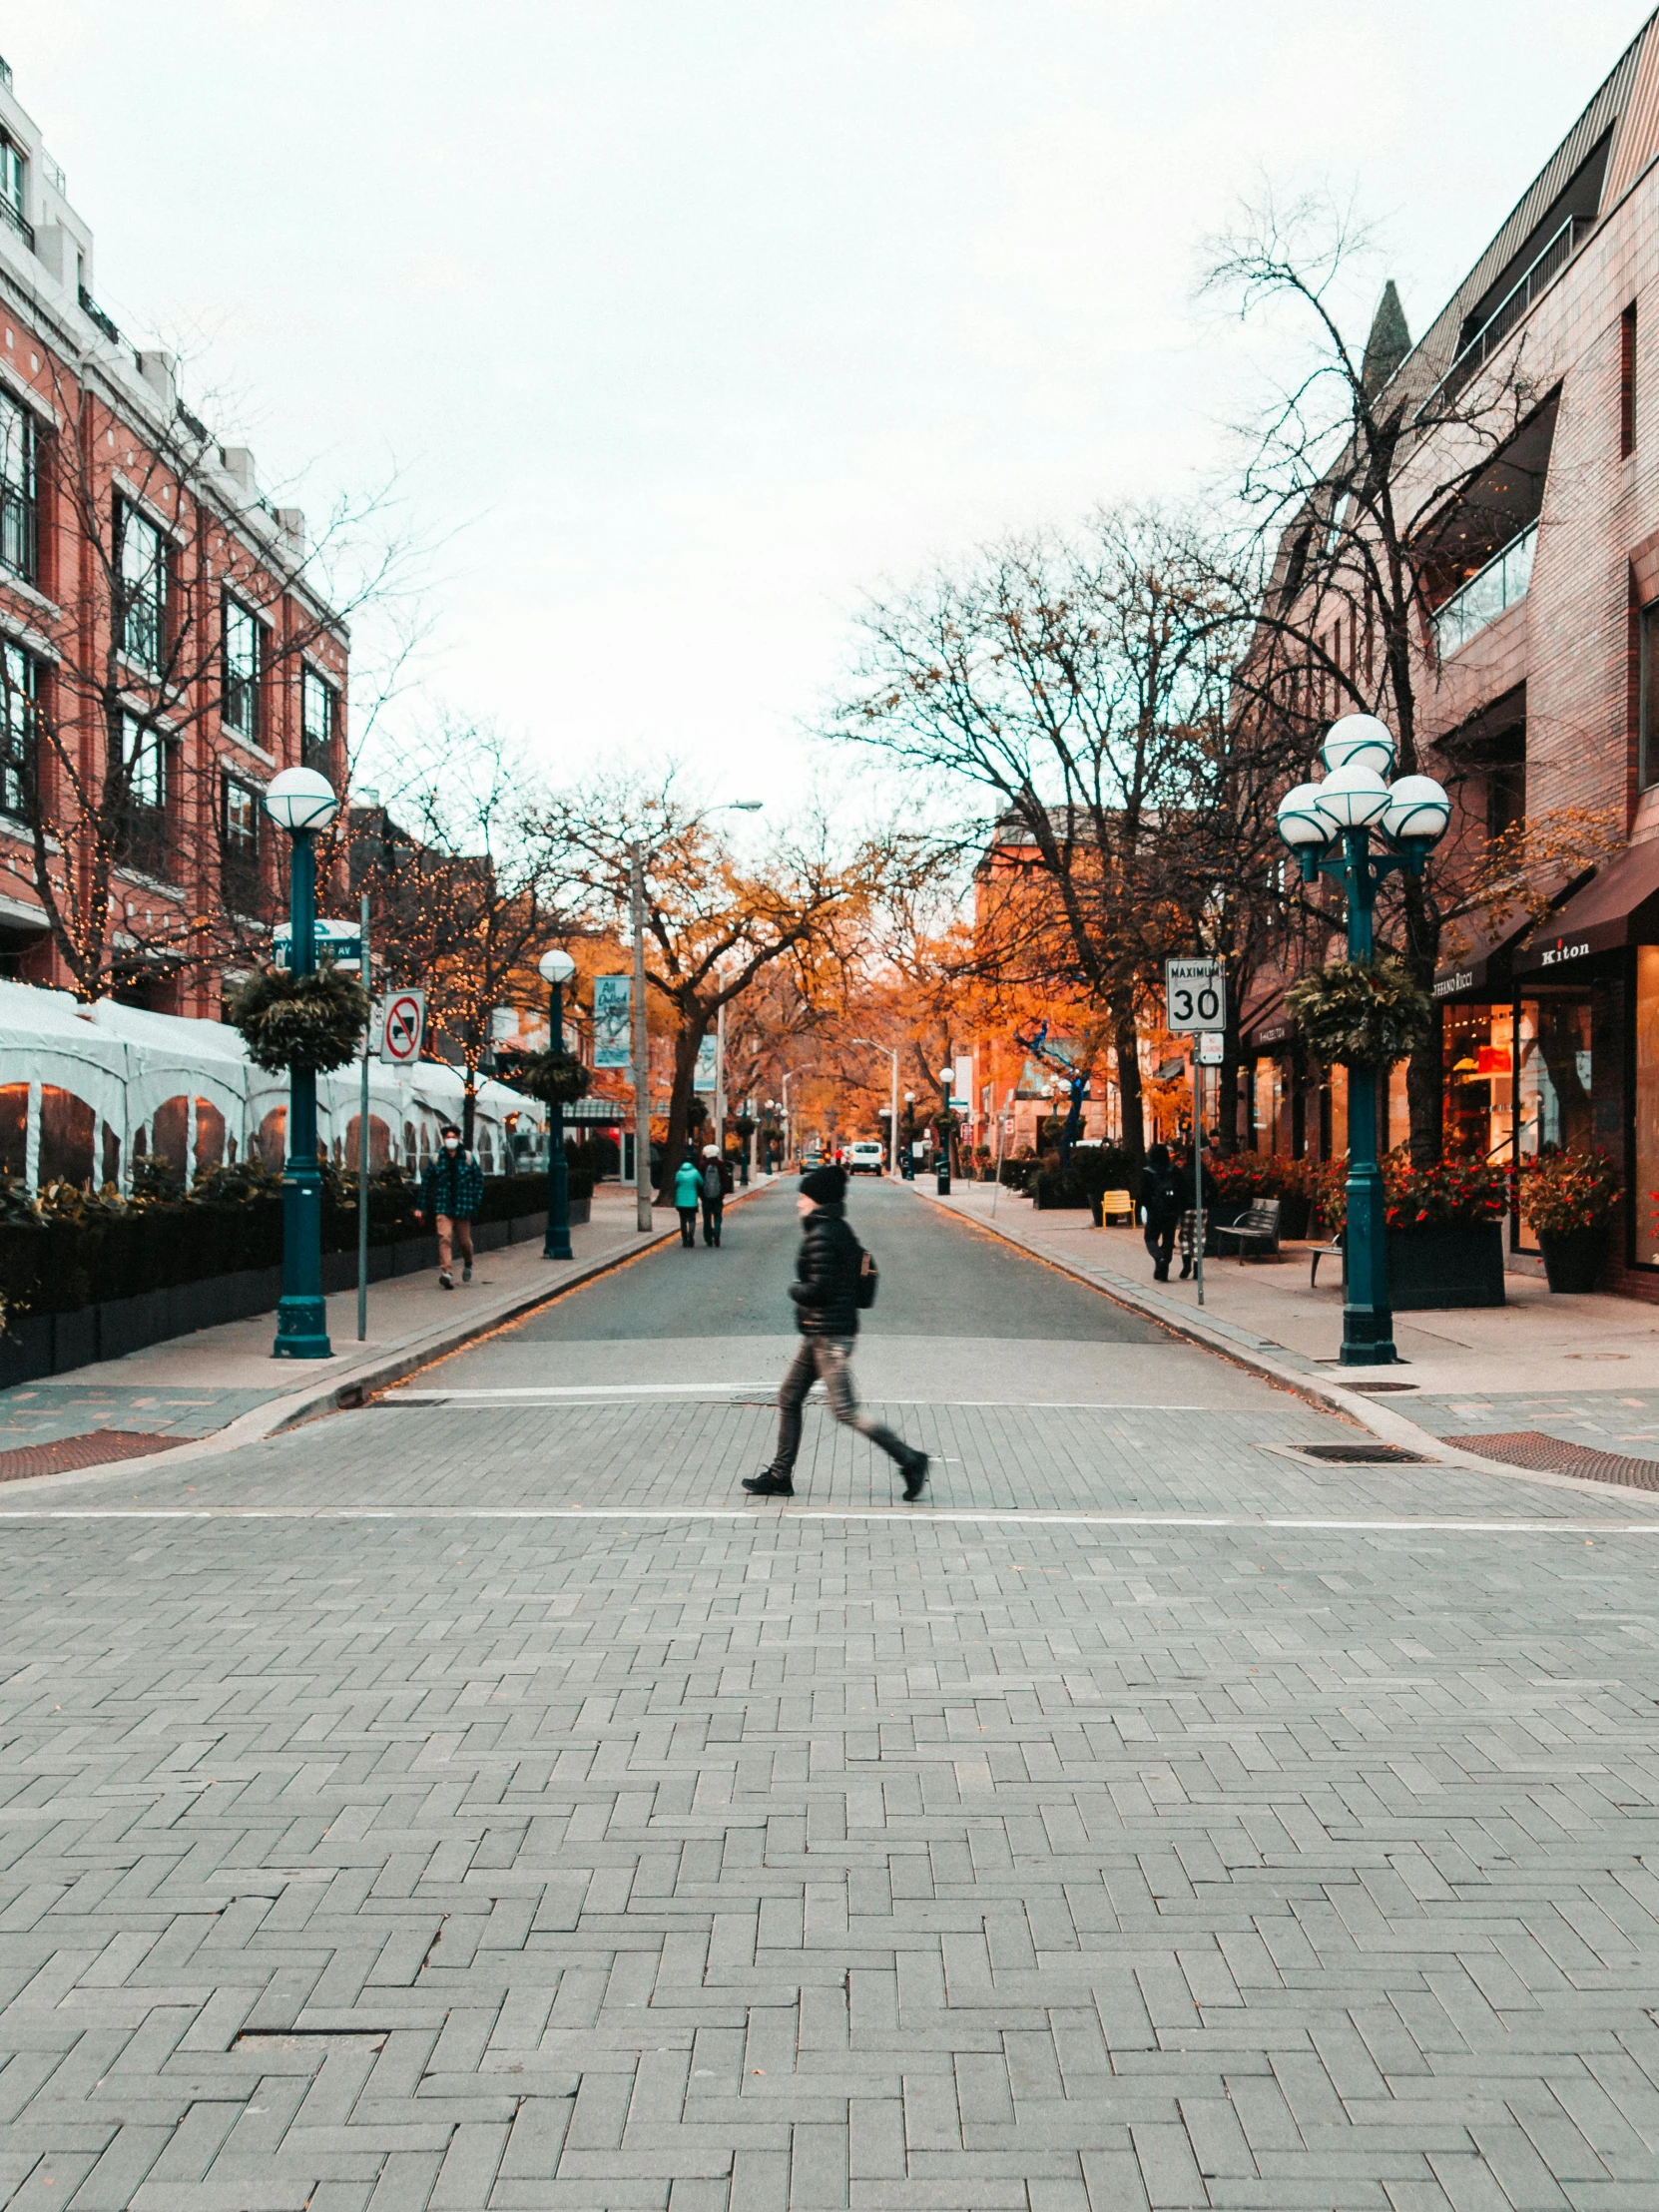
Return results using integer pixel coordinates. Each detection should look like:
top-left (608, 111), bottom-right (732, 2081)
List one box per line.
top-left (1387, 1223), bottom-right (1506, 1309)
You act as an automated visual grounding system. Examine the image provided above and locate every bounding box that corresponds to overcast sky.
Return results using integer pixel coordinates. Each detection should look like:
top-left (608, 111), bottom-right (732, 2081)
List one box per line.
top-left (12, 3), bottom-right (1652, 806)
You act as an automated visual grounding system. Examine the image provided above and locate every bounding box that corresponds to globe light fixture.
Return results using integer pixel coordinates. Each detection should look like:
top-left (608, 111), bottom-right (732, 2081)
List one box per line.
top-left (1321, 713), bottom-right (1397, 778)
top-left (1313, 761), bottom-right (1391, 830)
top-left (538, 947), bottom-right (577, 986)
top-left (1275, 782), bottom-right (1334, 849)
top-left (265, 766), bottom-right (338, 834)
top-left (1381, 774), bottom-right (1452, 847)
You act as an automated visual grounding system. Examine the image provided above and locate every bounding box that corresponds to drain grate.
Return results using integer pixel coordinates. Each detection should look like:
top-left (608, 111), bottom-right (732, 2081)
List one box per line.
top-left (1297, 1441), bottom-right (1426, 1464)
top-left (1343, 1381), bottom-right (1418, 1393)
top-left (1458, 1430), bottom-right (1659, 1491)
top-left (0, 1430), bottom-right (187, 1483)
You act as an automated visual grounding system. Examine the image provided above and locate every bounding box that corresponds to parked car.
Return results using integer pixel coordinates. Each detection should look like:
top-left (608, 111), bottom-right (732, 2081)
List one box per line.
top-left (846, 1140), bottom-right (885, 1176)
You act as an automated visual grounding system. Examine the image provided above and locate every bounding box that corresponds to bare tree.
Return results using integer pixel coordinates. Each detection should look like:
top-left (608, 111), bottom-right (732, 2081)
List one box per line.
top-left (830, 505), bottom-right (1267, 1159)
top-left (1204, 191), bottom-right (1615, 1156)
top-left (354, 722), bottom-right (565, 1143)
top-left (1, 345), bottom-right (425, 1004)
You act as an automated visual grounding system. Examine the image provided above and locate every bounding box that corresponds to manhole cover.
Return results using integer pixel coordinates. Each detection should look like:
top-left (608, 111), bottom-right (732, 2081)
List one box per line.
top-left (0, 1430), bottom-right (187, 1483)
top-left (1459, 1430), bottom-right (1659, 1490)
top-left (1342, 1382), bottom-right (1418, 1393)
top-left (1297, 1442), bottom-right (1426, 1464)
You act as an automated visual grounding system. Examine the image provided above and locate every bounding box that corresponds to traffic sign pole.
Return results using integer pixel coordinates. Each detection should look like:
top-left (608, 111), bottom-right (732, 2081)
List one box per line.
top-left (357, 891), bottom-right (370, 1343)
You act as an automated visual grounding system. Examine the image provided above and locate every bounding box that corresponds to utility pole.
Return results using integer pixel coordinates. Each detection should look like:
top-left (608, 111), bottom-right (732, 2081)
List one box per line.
top-left (629, 839), bottom-right (653, 1232)
top-left (715, 995), bottom-right (727, 1160)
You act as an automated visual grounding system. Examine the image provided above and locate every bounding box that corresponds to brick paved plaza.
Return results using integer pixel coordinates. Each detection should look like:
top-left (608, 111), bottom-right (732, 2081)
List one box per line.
top-left (3, 1184), bottom-right (1659, 2210)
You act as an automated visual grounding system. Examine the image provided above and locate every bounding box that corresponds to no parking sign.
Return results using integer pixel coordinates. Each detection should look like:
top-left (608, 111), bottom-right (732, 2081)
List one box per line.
top-left (380, 991), bottom-right (425, 1065)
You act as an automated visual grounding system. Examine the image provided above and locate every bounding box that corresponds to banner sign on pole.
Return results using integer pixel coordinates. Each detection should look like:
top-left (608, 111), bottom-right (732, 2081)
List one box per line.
top-left (1164, 957), bottom-right (1226, 1033)
top-left (380, 990), bottom-right (425, 1066)
top-left (693, 1035), bottom-right (718, 1093)
top-left (592, 974), bottom-right (632, 1068)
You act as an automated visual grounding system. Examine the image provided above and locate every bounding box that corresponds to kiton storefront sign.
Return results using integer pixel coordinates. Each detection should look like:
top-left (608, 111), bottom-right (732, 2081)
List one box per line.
top-left (1537, 938), bottom-right (1592, 968)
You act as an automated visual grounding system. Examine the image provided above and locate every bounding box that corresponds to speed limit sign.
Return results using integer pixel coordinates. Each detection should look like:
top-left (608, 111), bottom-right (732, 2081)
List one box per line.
top-left (380, 990), bottom-right (425, 1065)
top-left (1165, 958), bottom-right (1226, 1033)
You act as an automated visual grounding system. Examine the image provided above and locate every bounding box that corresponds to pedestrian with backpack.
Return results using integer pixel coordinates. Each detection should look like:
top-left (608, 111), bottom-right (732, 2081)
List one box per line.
top-left (744, 1163), bottom-right (929, 1502)
top-left (673, 1154), bottom-right (702, 1248)
top-left (700, 1144), bottom-right (731, 1247)
top-left (1139, 1141), bottom-right (1183, 1283)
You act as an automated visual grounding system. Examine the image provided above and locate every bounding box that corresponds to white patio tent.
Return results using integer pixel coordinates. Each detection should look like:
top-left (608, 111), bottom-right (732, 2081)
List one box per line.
top-left (0, 978), bottom-right (536, 1191)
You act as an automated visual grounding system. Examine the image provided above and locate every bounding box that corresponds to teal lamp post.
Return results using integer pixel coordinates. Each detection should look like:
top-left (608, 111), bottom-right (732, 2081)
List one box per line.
top-left (539, 946), bottom-right (577, 1262)
top-left (266, 765), bottom-right (340, 1360)
top-left (1275, 715), bottom-right (1450, 1367)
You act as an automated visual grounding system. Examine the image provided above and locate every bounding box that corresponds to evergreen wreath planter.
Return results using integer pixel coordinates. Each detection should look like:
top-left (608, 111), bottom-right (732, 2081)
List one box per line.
top-left (513, 1050), bottom-right (593, 1107)
top-left (229, 963), bottom-right (370, 1075)
top-left (1285, 957), bottom-right (1434, 1067)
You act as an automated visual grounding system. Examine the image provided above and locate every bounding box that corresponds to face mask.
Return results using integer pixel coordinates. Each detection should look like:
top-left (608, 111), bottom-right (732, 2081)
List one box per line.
top-left (443, 1138), bottom-right (459, 1151)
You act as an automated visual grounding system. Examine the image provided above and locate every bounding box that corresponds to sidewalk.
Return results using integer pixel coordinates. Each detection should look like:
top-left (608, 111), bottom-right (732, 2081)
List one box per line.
top-left (0, 1185), bottom-right (694, 1475)
top-left (932, 1179), bottom-right (1659, 1480)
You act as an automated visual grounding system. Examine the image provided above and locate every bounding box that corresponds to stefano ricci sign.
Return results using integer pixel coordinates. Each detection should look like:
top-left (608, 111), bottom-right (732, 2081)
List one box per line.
top-left (1432, 970), bottom-right (1473, 1000)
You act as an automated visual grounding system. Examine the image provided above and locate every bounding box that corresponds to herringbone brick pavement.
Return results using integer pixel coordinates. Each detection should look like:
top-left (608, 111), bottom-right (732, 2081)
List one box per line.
top-left (0, 1396), bottom-right (1657, 2208)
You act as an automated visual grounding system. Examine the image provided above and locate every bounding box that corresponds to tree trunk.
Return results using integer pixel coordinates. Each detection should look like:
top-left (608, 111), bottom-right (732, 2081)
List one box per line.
top-left (461, 1065), bottom-right (478, 1148)
top-left (655, 1009), bottom-right (709, 1202)
top-left (1399, 873), bottom-right (1442, 1165)
top-left (1110, 992), bottom-right (1145, 1163)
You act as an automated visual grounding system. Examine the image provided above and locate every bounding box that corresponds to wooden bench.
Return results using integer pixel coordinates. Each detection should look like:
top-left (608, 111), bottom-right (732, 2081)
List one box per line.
top-left (1097, 1188), bottom-right (1135, 1226)
top-left (1213, 1198), bottom-right (1282, 1262)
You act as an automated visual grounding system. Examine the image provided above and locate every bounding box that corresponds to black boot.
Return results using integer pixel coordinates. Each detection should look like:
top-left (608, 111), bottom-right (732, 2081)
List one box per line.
top-left (1179, 1260), bottom-right (1192, 1280)
top-left (898, 1448), bottom-right (929, 1501)
top-left (1153, 1263), bottom-right (1169, 1282)
top-left (743, 1467), bottom-right (795, 1497)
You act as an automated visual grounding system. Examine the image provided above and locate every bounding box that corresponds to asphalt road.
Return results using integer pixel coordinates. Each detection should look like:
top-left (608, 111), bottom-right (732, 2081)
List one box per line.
top-left (512, 1176), bottom-right (1163, 1343)
top-left (3, 1180), bottom-right (1659, 2208)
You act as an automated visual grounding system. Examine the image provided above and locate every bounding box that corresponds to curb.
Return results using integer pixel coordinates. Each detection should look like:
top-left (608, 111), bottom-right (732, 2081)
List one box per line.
top-left (912, 1188), bottom-right (1613, 1499)
top-left (12, 1179), bottom-right (783, 1492)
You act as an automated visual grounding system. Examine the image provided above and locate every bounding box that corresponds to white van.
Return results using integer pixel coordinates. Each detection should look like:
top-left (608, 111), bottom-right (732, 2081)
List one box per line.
top-left (846, 1141), bottom-right (886, 1176)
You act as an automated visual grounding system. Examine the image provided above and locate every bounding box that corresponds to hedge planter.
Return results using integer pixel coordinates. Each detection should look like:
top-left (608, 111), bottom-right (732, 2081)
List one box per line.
top-left (1387, 1223), bottom-right (1506, 1309)
top-left (1538, 1224), bottom-right (1607, 1294)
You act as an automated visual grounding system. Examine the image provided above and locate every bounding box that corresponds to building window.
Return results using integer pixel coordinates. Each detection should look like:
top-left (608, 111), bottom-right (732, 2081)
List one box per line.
top-left (1640, 600), bottom-right (1659, 790)
top-left (222, 773), bottom-right (259, 857)
top-left (0, 391), bottom-right (35, 584)
top-left (1623, 302), bottom-right (1638, 458)
top-left (222, 595), bottom-right (263, 740)
top-left (0, 639), bottom-right (37, 819)
top-left (120, 710), bottom-right (166, 814)
top-left (117, 500), bottom-right (168, 675)
top-left (301, 666), bottom-right (336, 772)
top-left (0, 139), bottom-right (27, 249)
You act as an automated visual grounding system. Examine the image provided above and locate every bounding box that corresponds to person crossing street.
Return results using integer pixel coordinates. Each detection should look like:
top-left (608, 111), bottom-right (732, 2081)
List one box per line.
top-left (700, 1143), bottom-right (732, 1247)
top-left (674, 1155), bottom-right (702, 1249)
top-left (413, 1123), bottom-right (484, 1290)
top-left (743, 1163), bottom-right (928, 1502)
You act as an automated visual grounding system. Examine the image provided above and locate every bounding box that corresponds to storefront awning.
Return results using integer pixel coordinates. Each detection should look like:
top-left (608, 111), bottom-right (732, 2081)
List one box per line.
top-left (1431, 899), bottom-right (1535, 998)
top-left (1513, 839), bottom-right (1659, 975)
top-left (1240, 984), bottom-right (1293, 1053)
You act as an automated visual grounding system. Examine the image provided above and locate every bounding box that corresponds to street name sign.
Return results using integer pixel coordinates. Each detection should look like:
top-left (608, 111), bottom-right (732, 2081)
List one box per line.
top-left (1164, 958), bottom-right (1226, 1033)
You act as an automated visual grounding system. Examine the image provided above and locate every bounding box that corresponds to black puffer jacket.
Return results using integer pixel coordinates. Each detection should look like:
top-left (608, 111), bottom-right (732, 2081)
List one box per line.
top-left (789, 1204), bottom-right (862, 1337)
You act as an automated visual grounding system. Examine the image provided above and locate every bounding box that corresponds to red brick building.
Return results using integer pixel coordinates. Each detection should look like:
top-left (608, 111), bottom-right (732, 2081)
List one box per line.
top-left (0, 54), bottom-right (347, 1019)
top-left (1242, 9), bottom-right (1659, 1292)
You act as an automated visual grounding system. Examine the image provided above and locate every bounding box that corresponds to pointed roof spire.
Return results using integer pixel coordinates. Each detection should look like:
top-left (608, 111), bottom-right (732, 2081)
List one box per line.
top-left (1362, 279), bottom-right (1411, 395)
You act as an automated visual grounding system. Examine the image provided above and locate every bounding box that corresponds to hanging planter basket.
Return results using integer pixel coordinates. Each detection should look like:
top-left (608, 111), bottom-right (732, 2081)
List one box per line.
top-left (512, 1049), bottom-right (593, 1106)
top-left (229, 962), bottom-right (370, 1075)
top-left (1284, 957), bottom-right (1433, 1068)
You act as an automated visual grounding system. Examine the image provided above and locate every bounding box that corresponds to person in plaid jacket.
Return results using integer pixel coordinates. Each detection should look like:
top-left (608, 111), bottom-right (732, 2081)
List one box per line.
top-left (414, 1123), bottom-right (485, 1289)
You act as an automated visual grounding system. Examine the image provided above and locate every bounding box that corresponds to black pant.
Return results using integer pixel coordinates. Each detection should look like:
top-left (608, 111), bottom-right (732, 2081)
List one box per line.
top-left (771, 1336), bottom-right (910, 1476)
top-left (678, 1207), bottom-right (697, 1247)
top-left (701, 1195), bottom-right (723, 1245)
top-left (1144, 1218), bottom-right (1177, 1275)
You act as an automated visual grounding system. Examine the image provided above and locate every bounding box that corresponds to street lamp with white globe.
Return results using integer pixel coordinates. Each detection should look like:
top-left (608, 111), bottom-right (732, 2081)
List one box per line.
top-left (936, 1065), bottom-right (955, 1195)
top-left (265, 767), bottom-right (340, 1360)
top-left (1275, 714), bottom-right (1451, 1366)
top-left (538, 947), bottom-right (578, 1262)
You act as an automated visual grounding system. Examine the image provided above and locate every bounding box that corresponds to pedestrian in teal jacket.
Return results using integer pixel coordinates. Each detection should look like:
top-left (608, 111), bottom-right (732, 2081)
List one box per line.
top-left (414, 1124), bottom-right (485, 1289)
top-left (673, 1156), bottom-right (702, 1249)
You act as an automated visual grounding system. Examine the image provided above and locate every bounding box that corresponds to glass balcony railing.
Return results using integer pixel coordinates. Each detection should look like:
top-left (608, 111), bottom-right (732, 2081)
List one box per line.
top-left (1431, 521), bottom-right (1537, 658)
